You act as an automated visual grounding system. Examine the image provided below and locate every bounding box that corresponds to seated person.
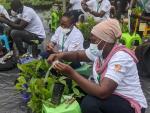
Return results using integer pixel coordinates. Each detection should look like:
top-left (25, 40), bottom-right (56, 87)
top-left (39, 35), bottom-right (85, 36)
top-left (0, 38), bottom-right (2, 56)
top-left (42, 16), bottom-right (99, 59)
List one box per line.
top-left (42, 12), bottom-right (84, 68)
top-left (0, 0), bottom-right (46, 58)
top-left (68, 0), bottom-right (84, 23)
top-left (81, 0), bottom-right (111, 23)
top-left (41, 12), bottom-right (84, 58)
top-left (48, 19), bottom-right (147, 113)
top-left (0, 5), bottom-right (10, 35)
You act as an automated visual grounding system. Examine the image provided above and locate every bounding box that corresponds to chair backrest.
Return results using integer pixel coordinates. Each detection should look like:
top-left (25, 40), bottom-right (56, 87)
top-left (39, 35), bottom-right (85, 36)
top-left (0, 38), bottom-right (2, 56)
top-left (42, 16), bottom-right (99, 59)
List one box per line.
top-left (0, 34), bottom-right (10, 51)
top-left (121, 33), bottom-right (142, 48)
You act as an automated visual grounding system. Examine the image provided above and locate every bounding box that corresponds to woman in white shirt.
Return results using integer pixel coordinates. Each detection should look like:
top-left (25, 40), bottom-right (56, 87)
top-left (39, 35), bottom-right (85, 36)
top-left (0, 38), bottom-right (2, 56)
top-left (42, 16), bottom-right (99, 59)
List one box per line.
top-left (41, 12), bottom-right (84, 68)
top-left (48, 19), bottom-right (147, 113)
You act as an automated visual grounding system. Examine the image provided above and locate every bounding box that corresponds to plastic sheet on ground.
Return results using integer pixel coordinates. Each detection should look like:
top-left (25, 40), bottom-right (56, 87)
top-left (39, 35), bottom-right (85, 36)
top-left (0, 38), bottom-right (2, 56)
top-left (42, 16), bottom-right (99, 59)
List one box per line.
top-left (0, 69), bottom-right (30, 113)
top-left (0, 69), bottom-right (150, 113)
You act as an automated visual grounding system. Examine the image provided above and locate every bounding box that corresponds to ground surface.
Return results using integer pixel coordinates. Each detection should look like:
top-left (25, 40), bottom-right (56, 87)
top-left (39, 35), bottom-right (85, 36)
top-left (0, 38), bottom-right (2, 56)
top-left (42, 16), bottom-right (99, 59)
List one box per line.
top-left (0, 69), bottom-right (149, 113)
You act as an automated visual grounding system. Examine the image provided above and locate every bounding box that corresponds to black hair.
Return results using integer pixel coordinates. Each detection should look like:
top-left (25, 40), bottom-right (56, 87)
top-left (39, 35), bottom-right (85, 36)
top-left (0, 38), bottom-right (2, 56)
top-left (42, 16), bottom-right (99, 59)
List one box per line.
top-left (62, 11), bottom-right (76, 24)
top-left (11, 0), bottom-right (23, 13)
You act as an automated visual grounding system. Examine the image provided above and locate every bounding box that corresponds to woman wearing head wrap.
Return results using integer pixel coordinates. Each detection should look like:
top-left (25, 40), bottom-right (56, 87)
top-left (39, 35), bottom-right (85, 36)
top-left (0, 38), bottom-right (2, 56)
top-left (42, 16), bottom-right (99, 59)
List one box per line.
top-left (48, 19), bottom-right (147, 113)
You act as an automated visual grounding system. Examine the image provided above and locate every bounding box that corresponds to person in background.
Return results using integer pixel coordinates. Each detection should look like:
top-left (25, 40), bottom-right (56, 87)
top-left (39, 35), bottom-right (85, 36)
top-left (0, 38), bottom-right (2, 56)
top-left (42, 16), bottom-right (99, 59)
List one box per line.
top-left (81, 0), bottom-right (111, 23)
top-left (69, 0), bottom-right (84, 23)
top-left (41, 12), bottom-right (84, 68)
top-left (130, 0), bottom-right (150, 21)
top-left (0, 0), bottom-right (46, 58)
top-left (48, 19), bottom-right (147, 113)
top-left (0, 5), bottom-right (10, 35)
top-left (0, 5), bottom-right (10, 20)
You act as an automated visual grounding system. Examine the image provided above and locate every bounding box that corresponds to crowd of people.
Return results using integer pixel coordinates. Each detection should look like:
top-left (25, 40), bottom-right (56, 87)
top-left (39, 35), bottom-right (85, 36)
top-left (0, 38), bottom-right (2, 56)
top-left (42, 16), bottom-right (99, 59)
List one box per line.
top-left (0, 0), bottom-right (149, 113)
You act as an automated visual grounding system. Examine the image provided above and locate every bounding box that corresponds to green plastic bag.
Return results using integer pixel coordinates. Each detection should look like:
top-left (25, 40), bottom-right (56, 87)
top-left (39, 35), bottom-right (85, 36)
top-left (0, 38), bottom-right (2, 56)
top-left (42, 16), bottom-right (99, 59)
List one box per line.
top-left (75, 63), bottom-right (92, 78)
top-left (42, 96), bottom-right (81, 113)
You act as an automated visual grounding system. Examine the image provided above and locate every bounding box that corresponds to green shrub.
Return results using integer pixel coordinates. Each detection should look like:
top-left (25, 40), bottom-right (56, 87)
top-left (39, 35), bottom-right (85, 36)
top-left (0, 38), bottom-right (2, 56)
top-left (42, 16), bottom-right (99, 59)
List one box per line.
top-left (16, 60), bottom-right (84, 113)
top-left (77, 17), bottom-right (96, 41)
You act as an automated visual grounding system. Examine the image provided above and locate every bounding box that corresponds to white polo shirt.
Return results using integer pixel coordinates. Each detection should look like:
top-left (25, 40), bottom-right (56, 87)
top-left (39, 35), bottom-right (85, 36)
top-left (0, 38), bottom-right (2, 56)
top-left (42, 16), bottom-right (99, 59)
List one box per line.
top-left (51, 26), bottom-right (84, 52)
top-left (85, 48), bottom-right (148, 108)
top-left (86, 0), bottom-right (111, 23)
top-left (18, 6), bottom-right (46, 39)
top-left (70, 0), bottom-right (82, 10)
top-left (0, 5), bottom-right (10, 19)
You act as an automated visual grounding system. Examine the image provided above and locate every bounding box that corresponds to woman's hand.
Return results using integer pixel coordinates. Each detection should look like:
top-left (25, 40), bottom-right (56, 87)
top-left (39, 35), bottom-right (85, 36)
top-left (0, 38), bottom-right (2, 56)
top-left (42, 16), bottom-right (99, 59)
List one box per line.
top-left (53, 61), bottom-right (75, 76)
top-left (0, 14), bottom-right (6, 18)
top-left (0, 16), bottom-right (7, 23)
top-left (46, 42), bottom-right (55, 51)
top-left (47, 53), bottom-right (63, 64)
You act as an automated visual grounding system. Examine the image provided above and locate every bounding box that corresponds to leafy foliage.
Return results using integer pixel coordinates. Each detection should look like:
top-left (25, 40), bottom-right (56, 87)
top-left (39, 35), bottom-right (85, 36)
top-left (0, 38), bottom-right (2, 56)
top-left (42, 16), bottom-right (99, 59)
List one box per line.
top-left (121, 22), bottom-right (129, 33)
top-left (77, 16), bottom-right (96, 41)
top-left (0, 0), bottom-right (11, 9)
top-left (16, 59), bottom-right (84, 113)
top-left (132, 7), bottom-right (143, 16)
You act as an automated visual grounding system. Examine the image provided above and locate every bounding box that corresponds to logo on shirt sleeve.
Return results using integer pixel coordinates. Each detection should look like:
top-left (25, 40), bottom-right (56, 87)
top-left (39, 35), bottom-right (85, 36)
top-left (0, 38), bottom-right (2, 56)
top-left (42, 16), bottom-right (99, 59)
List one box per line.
top-left (114, 64), bottom-right (122, 72)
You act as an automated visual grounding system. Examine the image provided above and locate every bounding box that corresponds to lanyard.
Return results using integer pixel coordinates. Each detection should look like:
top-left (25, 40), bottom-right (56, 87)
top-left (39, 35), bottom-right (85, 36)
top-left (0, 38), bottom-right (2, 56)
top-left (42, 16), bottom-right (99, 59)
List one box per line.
top-left (96, 2), bottom-right (101, 12)
top-left (61, 27), bottom-right (73, 52)
top-left (96, 57), bottom-right (103, 82)
top-left (61, 35), bottom-right (68, 52)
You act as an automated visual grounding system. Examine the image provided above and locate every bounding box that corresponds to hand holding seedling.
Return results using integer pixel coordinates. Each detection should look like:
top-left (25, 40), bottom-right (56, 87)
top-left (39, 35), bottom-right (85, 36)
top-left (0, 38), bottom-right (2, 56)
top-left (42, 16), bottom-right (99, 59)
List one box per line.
top-left (47, 53), bottom-right (63, 64)
top-left (52, 60), bottom-right (75, 76)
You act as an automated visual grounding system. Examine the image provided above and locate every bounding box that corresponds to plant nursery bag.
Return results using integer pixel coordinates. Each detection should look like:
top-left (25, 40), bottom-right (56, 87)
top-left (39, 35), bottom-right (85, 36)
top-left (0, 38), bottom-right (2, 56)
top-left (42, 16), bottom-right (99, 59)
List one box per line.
top-left (0, 55), bottom-right (17, 71)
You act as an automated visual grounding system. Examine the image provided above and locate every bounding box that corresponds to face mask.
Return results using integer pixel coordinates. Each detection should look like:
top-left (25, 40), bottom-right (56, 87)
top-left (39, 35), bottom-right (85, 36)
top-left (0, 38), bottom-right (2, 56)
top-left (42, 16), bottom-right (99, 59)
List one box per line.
top-left (62, 28), bottom-right (71, 34)
top-left (89, 43), bottom-right (103, 57)
top-left (11, 10), bottom-right (18, 17)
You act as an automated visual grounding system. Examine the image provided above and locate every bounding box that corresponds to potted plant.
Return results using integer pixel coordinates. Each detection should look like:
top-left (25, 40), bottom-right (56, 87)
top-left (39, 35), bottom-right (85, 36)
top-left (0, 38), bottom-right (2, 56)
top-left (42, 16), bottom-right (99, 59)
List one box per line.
top-left (16, 59), bottom-right (84, 113)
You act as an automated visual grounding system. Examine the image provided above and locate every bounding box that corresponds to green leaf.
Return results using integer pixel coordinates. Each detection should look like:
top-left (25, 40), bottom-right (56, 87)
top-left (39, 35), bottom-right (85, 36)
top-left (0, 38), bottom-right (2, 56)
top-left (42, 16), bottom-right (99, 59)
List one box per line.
top-left (72, 81), bottom-right (78, 88)
top-left (17, 76), bottom-right (26, 84)
top-left (73, 88), bottom-right (80, 96)
top-left (36, 61), bottom-right (42, 72)
top-left (31, 40), bottom-right (40, 44)
top-left (15, 83), bottom-right (25, 91)
top-left (44, 60), bottom-right (50, 68)
top-left (44, 66), bottom-right (53, 83)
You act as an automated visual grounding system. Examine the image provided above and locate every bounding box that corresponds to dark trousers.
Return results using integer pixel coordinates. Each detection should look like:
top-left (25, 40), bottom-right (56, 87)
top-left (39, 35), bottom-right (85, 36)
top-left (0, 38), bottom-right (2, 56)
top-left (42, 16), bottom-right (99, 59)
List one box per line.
top-left (81, 94), bottom-right (145, 113)
top-left (0, 23), bottom-right (4, 35)
top-left (11, 30), bottom-right (43, 57)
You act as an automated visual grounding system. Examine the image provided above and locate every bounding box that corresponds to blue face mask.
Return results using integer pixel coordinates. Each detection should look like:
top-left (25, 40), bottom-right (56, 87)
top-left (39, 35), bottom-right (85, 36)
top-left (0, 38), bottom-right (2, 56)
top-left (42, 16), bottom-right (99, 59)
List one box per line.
top-left (89, 43), bottom-right (103, 57)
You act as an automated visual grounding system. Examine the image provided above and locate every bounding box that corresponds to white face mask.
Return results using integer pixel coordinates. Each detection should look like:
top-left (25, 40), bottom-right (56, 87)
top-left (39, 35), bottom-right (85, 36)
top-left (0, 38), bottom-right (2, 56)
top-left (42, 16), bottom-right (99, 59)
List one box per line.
top-left (11, 10), bottom-right (18, 17)
top-left (62, 28), bottom-right (71, 34)
top-left (61, 27), bottom-right (71, 35)
top-left (89, 43), bottom-right (103, 57)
